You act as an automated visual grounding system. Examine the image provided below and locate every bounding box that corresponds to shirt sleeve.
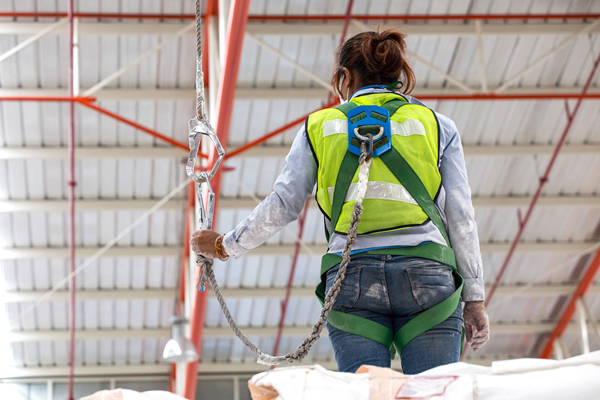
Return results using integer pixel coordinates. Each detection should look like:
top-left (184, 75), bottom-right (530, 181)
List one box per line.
top-left (222, 125), bottom-right (318, 258)
top-left (438, 114), bottom-right (485, 302)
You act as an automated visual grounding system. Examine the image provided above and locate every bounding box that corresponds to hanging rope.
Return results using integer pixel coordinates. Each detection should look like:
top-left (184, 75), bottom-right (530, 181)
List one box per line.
top-left (195, 0), bottom-right (206, 121)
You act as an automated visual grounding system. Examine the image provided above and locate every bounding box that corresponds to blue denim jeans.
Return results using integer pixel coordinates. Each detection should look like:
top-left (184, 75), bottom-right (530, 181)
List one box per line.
top-left (325, 254), bottom-right (463, 374)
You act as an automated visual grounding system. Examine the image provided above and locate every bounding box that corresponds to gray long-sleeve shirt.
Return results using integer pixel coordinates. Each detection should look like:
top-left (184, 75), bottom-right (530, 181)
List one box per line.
top-left (223, 87), bottom-right (485, 302)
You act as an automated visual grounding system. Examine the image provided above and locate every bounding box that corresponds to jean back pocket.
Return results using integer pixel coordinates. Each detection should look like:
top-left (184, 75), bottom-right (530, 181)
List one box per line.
top-left (406, 266), bottom-right (455, 310)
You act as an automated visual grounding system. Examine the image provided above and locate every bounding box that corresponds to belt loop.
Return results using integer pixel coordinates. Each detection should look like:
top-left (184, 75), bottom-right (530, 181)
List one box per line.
top-left (385, 254), bottom-right (392, 261)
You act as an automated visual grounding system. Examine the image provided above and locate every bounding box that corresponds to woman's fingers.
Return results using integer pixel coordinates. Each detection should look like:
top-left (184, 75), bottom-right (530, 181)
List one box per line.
top-left (465, 323), bottom-right (474, 344)
top-left (463, 301), bottom-right (490, 351)
top-left (188, 230), bottom-right (221, 259)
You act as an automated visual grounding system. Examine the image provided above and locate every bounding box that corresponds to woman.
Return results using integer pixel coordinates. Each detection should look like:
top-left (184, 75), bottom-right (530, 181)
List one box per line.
top-left (191, 29), bottom-right (489, 374)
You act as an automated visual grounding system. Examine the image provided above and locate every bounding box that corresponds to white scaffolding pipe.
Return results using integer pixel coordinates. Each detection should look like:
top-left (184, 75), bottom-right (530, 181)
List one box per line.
top-left (218, 0), bottom-right (230, 68)
top-left (245, 31), bottom-right (333, 91)
top-left (494, 18), bottom-right (600, 94)
top-left (0, 18), bottom-right (67, 64)
top-left (475, 20), bottom-right (488, 93)
top-left (351, 19), bottom-right (476, 95)
top-left (208, 15), bottom-right (220, 120)
top-left (72, 18), bottom-right (80, 96)
top-left (553, 340), bottom-right (564, 360)
top-left (577, 298), bottom-right (591, 354)
top-left (82, 22), bottom-right (195, 97)
top-left (580, 297), bottom-right (600, 344)
top-left (46, 380), bottom-right (53, 400)
top-left (556, 337), bottom-right (571, 359)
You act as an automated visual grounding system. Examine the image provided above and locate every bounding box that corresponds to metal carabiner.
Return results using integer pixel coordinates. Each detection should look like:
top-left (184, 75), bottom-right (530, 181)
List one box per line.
top-left (195, 172), bottom-right (215, 231)
top-left (186, 117), bottom-right (224, 232)
top-left (186, 118), bottom-right (225, 183)
top-left (358, 133), bottom-right (374, 164)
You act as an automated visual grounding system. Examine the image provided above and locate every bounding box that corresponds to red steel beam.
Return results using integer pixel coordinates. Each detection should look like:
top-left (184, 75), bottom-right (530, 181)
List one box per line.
top-left (1, 12), bottom-right (599, 21)
top-left (485, 48), bottom-right (600, 307)
top-left (0, 96), bottom-right (95, 102)
top-left (180, 183), bottom-right (196, 311)
top-left (416, 93), bottom-right (600, 100)
top-left (540, 249), bottom-right (600, 358)
top-left (184, 0), bottom-right (252, 399)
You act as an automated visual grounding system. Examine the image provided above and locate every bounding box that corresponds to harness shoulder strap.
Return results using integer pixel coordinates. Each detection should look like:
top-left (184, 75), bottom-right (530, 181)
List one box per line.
top-left (380, 99), bottom-right (409, 116)
top-left (329, 151), bottom-right (360, 246)
top-left (334, 101), bottom-right (358, 115)
top-left (379, 148), bottom-right (451, 246)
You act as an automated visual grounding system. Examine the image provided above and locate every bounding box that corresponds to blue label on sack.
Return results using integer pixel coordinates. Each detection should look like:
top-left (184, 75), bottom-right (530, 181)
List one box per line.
top-left (347, 105), bottom-right (392, 157)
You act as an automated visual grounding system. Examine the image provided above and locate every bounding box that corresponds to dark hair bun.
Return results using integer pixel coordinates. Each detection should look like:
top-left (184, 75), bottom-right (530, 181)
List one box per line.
top-left (332, 28), bottom-right (415, 96)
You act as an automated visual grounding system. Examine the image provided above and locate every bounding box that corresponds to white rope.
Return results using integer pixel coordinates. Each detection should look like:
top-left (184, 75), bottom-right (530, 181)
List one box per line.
top-left (10, 178), bottom-right (190, 326)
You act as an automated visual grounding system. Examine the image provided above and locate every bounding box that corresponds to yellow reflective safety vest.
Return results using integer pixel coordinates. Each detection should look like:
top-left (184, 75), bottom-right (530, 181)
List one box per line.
top-left (307, 93), bottom-right (441, 236)
top-left (306, 92), bottom-right (464, 358)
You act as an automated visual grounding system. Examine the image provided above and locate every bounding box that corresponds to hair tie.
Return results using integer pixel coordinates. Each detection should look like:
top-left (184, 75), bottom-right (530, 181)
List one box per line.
top-left (386, 81), bottom-right (403, 90)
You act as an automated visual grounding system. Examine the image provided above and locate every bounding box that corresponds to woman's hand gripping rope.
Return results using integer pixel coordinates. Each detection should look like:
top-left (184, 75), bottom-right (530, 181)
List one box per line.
top-left (190, 230), bottom-right (229, 291)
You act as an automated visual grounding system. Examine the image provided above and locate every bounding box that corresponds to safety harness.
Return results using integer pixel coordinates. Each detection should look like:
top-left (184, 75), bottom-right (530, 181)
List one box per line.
top-left (315, 99), bottom-right (464, 359)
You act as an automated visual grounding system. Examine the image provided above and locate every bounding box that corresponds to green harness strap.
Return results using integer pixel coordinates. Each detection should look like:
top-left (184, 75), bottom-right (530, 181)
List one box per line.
top-left (318, 99), bottom-right (464, 358)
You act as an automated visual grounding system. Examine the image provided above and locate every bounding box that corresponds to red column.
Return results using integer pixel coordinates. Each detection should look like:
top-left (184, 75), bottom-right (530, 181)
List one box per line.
top-left (539, 249), bottom-right (600, 358)
top-left (184, 1), bottom-right (251, 399)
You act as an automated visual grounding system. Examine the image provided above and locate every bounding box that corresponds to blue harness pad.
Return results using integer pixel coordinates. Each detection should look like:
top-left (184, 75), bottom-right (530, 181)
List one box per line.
top-left (347, 105), bottom-right (392, 157)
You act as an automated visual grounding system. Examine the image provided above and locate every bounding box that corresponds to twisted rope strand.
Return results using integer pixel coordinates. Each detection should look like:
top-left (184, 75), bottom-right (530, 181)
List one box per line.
top-left (195, 0), bottom-right (206, 121)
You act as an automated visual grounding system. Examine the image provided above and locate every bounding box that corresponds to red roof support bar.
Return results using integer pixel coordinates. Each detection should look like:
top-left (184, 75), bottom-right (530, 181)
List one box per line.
top-left (416, 93), bottom-right (600, 100)
top-left (1, 12), bottom-right (599, 21)
top-left (184, 0), bottom-right (251, 398)
top-left (540, 249), bottom-right (600, 358)
top-left (485, 48), bottom-right (600, 308)
top-left (0, 96), bottom-right (95, 102)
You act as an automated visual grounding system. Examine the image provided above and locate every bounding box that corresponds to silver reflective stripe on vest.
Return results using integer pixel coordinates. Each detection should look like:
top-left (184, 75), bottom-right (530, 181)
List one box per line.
top-left (323, 119), bottom-right (347, 137)
top-left (327, 181), bottom-right (418, 206)
top-left (390, 119), bottom-right (426, 137)
top-left (323, 119), bottom-right (426, 137)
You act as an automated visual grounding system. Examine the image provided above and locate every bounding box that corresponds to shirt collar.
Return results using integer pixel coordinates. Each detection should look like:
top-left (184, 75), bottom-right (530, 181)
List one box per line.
top-left (350, 86), bottom-right (425, 107)
top-left (350, 85), bottom-right (392, 99)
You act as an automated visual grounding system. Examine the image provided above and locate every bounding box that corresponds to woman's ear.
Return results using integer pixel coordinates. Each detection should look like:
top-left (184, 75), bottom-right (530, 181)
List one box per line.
top-left (341, 67), bottom-right (351, 99)
top-left (342, 67), bottom-right (351, 88)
